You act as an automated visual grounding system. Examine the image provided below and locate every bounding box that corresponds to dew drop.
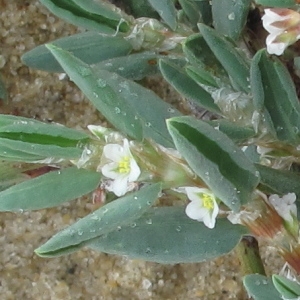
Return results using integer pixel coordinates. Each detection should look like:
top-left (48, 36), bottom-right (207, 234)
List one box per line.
top-left (146, 201), bottom-right (152, 206)
top-left (146, 219), bottom-right (152, 225)
top-left (115, 107), bottom-right (121, 114)
top-left (117, 226), bottom-right (122, 231)
top-left (145, 122), bottom-right (151, 127)
top-left (90, 229), bottom-right (96, 233)
top-left (97, 78), bottom-right (107, 88)
top-left (93, 92), bottom-right (99, 98)
top-left (130, 222), bottom-right (137, 228)
top-left (168, 107), bottom-right (175, 113)
top-left (134, 196), bottom-right (138, 200)
top-left (176, 225), bottom-right (181, 232)
top-left (78, 66), bottom-right (91, 77)
top-left (103, 208), bottom-right (108, 214)
top-left (78, 230), bottom-right (83, 236)
top-left (228, 12), bottom-right (235, 20)
top-left (145, 247), bottom-right (151, 253)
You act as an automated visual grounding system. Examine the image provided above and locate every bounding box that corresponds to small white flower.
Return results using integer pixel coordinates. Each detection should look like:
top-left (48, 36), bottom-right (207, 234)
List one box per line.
top-left (262, 8), bottom-right (300, 55)
top-left (101, 139), bottom-right (141, 197)
top-left (184, 187), bottom-right (219, 229)
top-left (268, 193), bottom-right (297, 223)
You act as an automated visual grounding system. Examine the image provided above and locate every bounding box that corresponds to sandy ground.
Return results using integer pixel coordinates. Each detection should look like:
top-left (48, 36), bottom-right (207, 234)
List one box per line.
top-left (0, 1), bottom-right (284, 299)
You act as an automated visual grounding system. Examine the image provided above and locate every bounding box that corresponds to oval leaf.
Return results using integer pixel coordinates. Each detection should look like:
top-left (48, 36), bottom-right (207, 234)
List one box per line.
top-left (243, 274), bottom-right (282, 300)
top-left (251, 49), bottom-right (300, 144)
top-left (167, 116), bottom-right (260, 211)
top-left (147, 0), bottom-right (177, 30)
top-left (45, 44), bottom-right (143, 141)
top-left (22, 32), bottom-right (132, 72)
top-left (46, 44), bottom-right (181, 147)
top-left (39, 0), bottom-right (127, 33)
top-left (212, 0), bottom-right (251, 40)
top-left (35, 183), bottom-right (162, 257)
top-left (87, 206), bottom-right (247, 263)
top-left (198, 24), bottom-right (250, 93)
top-left (0, 167), bottom-right (101, 211)
top-left (159, 59), bottom-right (221, 114)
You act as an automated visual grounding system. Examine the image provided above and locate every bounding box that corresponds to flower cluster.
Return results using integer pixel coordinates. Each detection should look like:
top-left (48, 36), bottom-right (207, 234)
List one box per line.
top-left (262, 8), bottom-right (300, 55)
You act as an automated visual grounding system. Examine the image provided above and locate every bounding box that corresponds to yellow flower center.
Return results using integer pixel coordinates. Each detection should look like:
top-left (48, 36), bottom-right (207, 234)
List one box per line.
top-left (202, 193), bottom-right (214, 210)
top-left (118, 156), bottom-right (131, 174)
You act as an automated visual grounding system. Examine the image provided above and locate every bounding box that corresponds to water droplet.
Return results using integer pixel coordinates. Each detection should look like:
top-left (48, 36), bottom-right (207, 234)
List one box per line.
top-left (168, 107), bottom-right (175, 113)
top-left (134, 196), bottom-right (138, 200)
top-left (93, 92), bottom-right (99, 98)
top-left (78, 66), bottom-right (91, 77)
top-left (228, 12), bottom-right (235, 20)
top-left (117, 226), bottom-right (122, 231)
top-left (146, 219), bottom-right (152, 225)
top-left (176, 225), bottom-right (181, 232)
top-left (115, 107), bottom-right (121, 114)
top-left (145, 247), bottom-right (151, 253)
top-left (105, 62), bottom-right (112, 67)
top-left (145, 122), bottom-right (151, 127)
top-left (18, 209), bottom-right (24, 213)
top-left (130, 222), bottom-right (137, 228)
top-left (146, 201), bottom-right (152, 206)
top-left (118, 67), bottom-right (125, 71)
top-left (90, 229), bottom-right (96, 233)
top-left (57, 171), bottom-right (61, 175)
top-left (91, 214), bottom-right (101, 221)
top-left (97, 78), bottom-right (107, 88)
top-left (78, 230), bottom-right (83, 236)
top-left (103, 208), bottom-right (108, 214)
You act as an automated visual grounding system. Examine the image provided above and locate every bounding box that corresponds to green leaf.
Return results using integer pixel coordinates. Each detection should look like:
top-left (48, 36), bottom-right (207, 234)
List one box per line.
top-left (186, 65), bottom-right (218, 88)
top-left (35, 183), bottom-right (162, 257)
top-left (206, 120), bottom-right (256, 142)
top-left (94, 52), bottom-right (161, 81)
top-left (254, 0), bottom-right (296, 8)
top-left (178, 0), bottom-right (201, 29)
top-left (0, 114), bottom-right (88, 161)
top-left (87, 206), bottom-right (247, 263)
top-left (39, 0), bottom-right (129, 33)
top-left (167, 116), bottom-right (260, 211)
top-left (123, 0), bottom-right (159, 18)
top-left (47, 44), bottom-right (181, 147)
top-left (147, 0), bottom-right (177, 30)
top-left (0, 167), bottom-right (101, 211)
top-left (272, 275), bottom-right (300, 299)
top-left (255, 164), bottom-right (300, 200)
top-left (243, 275), bottom-right (282, 300)
top-left (251, 49), bottom-right (300, 144)
top-left (0, 114), bottom-right (89, 144)
top-left (72, 0), bottom-right (132, 30)
top-left (22, 32), bottom-right (132, 72)
top-left (198, 24), bottom-right (250, 93)
top-left (159, 59), bottom-right (221, 114)
top-left (191, 0), bottom-right (212, 25)
top-left (183, 34), bottom-right (230, 87)
top-left (0, 138), bottom-right (82, 161)
top-left (46, 44), bottom-right (143, 141)
top-left (211, 0), bottom-right (251, 40)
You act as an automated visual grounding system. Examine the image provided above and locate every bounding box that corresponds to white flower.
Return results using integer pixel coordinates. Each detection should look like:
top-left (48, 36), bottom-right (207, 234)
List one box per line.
top-left (101, 139), bottom-right (141, 197)
top-left (262, 8), bottom-right (300, 55)
top-left (268, 193), bottom-right (297, 223)
top-left (184, 187), bottom-right (219, 229)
